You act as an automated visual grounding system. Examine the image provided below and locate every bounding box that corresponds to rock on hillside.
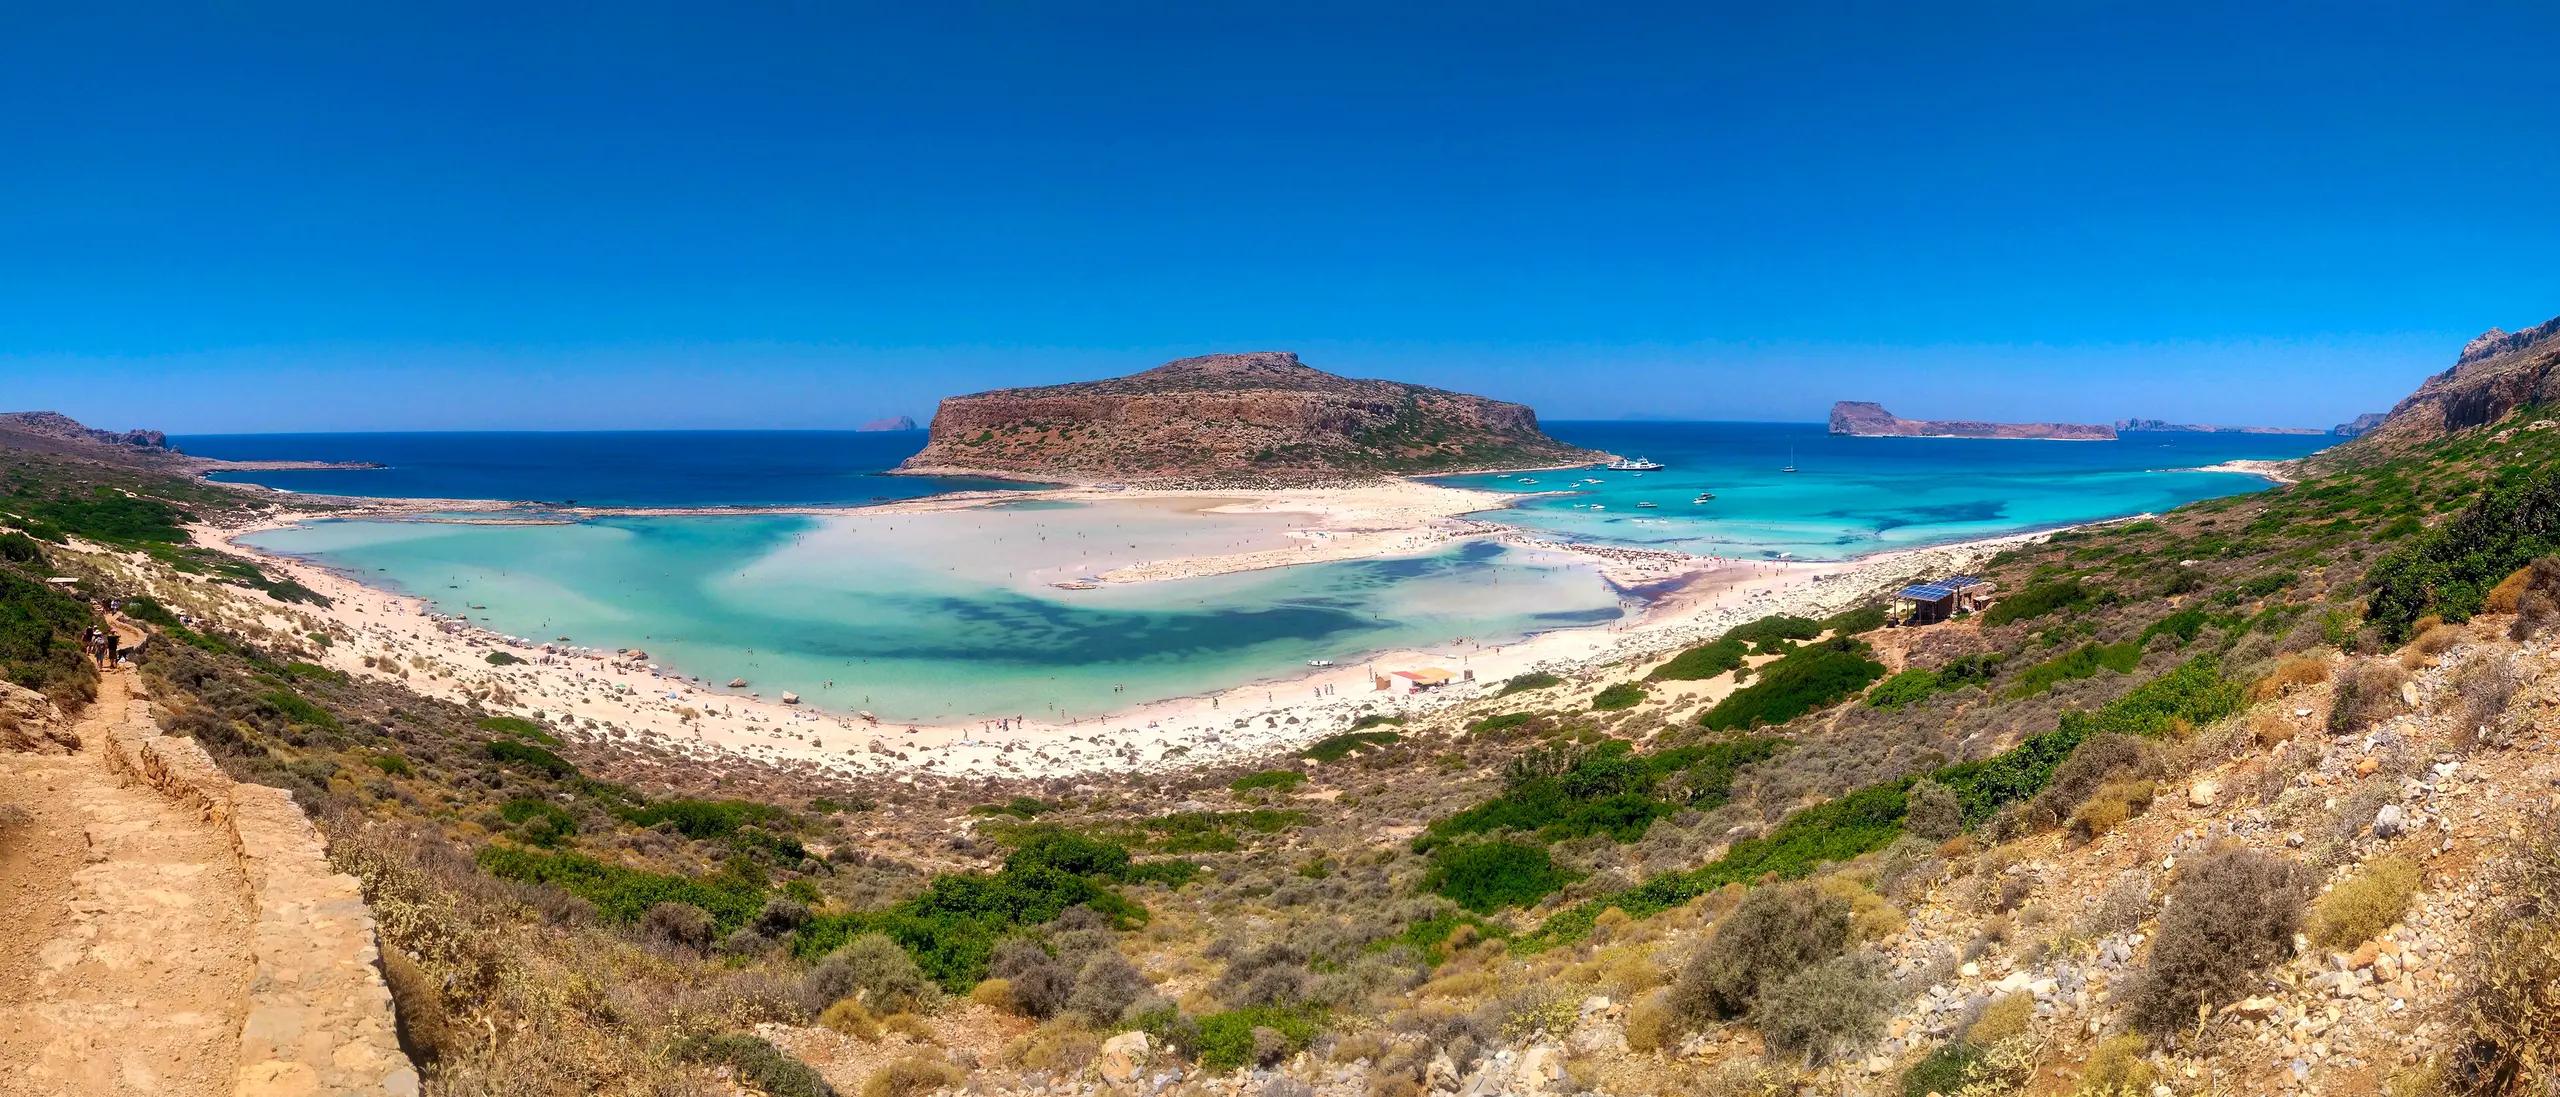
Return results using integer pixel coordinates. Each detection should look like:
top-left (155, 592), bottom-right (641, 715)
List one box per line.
top-left (2337, 312), bottom-right (2560, 453)
top-left (898, 351), bottom-right (1598, 486)
top-left (1828, 400), bottom-right (2117, 440)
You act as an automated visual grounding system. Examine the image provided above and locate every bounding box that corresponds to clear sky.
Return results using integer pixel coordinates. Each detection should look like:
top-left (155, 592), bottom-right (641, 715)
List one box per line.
top-left (4, 3), bottom-right (2556, 432)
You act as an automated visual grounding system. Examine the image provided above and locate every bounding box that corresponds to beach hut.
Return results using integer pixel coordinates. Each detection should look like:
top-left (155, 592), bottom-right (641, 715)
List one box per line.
top-left (1392, 667), bottom-right (1457, 692)
top-left (1890, 576), bottom-right (1994, 626)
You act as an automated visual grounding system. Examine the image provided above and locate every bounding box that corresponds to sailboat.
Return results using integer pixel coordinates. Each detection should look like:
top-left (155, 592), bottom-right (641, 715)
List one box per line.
top-left (1781, 445), bottom-right (1798, 474)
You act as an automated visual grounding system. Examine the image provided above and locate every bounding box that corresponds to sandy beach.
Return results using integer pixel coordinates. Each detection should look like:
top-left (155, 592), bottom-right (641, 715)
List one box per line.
top-left (192, 474), bottom-right (2067, 781)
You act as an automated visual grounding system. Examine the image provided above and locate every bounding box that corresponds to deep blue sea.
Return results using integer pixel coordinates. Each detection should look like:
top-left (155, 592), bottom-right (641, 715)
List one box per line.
top-left (181, 423), bottom-right (2339, 558)
top-left (175, 429), bottom-right (1024, 506)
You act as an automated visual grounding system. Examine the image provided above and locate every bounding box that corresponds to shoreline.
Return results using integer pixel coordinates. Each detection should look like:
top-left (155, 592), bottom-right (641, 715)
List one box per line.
top-left (200, 478), bottom-right (2067, 780)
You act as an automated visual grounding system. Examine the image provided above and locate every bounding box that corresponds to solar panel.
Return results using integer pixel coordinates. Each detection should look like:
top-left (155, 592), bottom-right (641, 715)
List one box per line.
top-left (1943, 575), bottom-right (1984, 588)
top-left (1898, 583), bottom-right (1956, 600)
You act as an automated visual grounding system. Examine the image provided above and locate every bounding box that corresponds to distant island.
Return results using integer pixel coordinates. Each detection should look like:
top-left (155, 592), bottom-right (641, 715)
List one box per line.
top-left (1828, 401), bottom-right (2117, 440)
top-left (900, 351), bottom-right (1599, 486)
top-left (2113, 417), bottom-right (2327, 436)
top-left (857, 415), bottom-right (918, 432)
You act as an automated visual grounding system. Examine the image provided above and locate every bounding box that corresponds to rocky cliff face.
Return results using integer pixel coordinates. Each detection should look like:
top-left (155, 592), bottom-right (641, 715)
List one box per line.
top-left (2331, 411), bottom-right (2388, 438)
top-left (1829, 401), bottom-right (2117, 440)
top-left (0, 412), bottom-right (170, 452)
top-left (900, 352), bottom-right (1598, 485)
top-left (2336, 314), bottom-right (2560, 454)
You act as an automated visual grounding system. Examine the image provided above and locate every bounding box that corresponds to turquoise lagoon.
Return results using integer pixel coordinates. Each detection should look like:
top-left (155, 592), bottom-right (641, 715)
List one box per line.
top-left (243, 506), bottom-right (1625, 723)
top-left (221, 421), bottom-right (2338, 723)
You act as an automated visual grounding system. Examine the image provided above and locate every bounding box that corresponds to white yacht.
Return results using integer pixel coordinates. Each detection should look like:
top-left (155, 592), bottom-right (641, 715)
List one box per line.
top-left (1603, 457), bottom-right (1664, 472)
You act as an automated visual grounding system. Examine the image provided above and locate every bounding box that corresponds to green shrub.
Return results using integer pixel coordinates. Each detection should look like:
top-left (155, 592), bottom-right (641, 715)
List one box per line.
top-left (1191, 1004), bottom-right (1325, 1072)
top-left (485, 738), bottom-right (575, 778)
top-left (2003, 640), bottom-right (2142, 699)
top-left (1591, 681), bottom-right (1646, 711)
top-left (804, 932), bottom-right (940, 1014)
top-left (367, 753), bottom-right (412, 777)
top-left (672, 1033), bottom-right (836, 1097)
top-left (499, 798), bottom-right (578, 846)
top-left (1649, 636), bottom-right (1748, 681)
top-left (2368, 471), bottom-right (2560, 639)
top-left (1822, 602), bottom-right (1889, 636)
top-left (476, 715), bottom-right (560, 743)
top-left (623, 798), bottom-right (793, 840)
top-left (1465, 712), bottom-right (1538, 735)
top-left (1900, 1041), bottom-right (1985, 1097)
top-left (1425, 840), bottom-right (1574, 913)
top-left (1868, 653), bottom-right (2003, 709)
top-left (261, 688), bottom-right (340, 730)
top-left (1499, 671), bottom-right (1563, 695)
top-left (792, 830), bottom-right (1156, 990)
top-left (1983, 578), bottom-right (2103, 626)
top-left (484, 650), bottom-right (524, 666)
top-left (1228, 770), bottom-right (1306, 793)
top-left (1301, 730), bottom-right (1400, 761)
top-left (969, 795), bottom-right (1051, 818)
top-left (0, 566), bottom-right (99, 699)
top-left (1420, 738), bottom-right (1781, 851)
top-left (477, 845), bottom-right (764, 928)
top-left (1699, 637), bottom-right (1885, 730)
top-left (2127, 849), bottom-right (2310, 1033)
top-left (2308, 856), bottom-right (2421, 948)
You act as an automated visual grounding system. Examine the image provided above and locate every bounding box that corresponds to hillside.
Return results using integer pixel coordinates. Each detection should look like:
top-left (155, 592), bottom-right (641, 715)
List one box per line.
top-left (1830, 401), bottom-right (2118, 440)
top-left (2329, 312), bottom-right (2560, 457)
top-left (900, 352), bottom-right (1599, 486)
top-left (11, 324), bottom-right (2560, 1097)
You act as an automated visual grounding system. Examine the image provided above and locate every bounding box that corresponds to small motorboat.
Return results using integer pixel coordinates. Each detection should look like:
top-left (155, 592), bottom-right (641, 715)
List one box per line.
top-left (1307, 659), bottom-right (1335, 667)
top-left (1636, 501), bottom-right (1659, 509)
top-left (1517, 477), bottom-right (1538, 484)
top-left (1693, 492), bottom-right (1716, 503)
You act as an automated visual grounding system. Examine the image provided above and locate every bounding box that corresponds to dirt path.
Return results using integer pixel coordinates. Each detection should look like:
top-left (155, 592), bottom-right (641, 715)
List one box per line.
top-left (0, 662), bottom-right (256, 1097)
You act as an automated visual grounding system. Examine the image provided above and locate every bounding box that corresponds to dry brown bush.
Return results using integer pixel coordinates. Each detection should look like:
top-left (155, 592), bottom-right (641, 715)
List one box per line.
top-left (2250, 653), bottom-right (2332, 702)
top-left (861, 1055), bottom-right (962, 1097)
top-left (2327, 658), bottom-right (2411, 734)
top-left (2484, 567), bottom-right (2535, 615)
top-left (2440, 830), bottom-right (2560, 1096)
top-left (2126, 848), bottom-right (2311, 1034)
top-left (2449, 652), bottom-right (2521, 752)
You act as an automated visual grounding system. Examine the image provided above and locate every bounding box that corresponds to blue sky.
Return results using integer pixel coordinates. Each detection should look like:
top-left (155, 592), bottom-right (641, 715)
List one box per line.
top-left (3, 3), bottom-right (2556, 432)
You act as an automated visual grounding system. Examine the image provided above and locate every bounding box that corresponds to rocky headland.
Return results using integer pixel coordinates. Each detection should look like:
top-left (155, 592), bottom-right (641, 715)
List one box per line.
top-left (2325, 312), bottom-right (2560, 456)
top-left (1828, 400), bottom-right (2117, 440)
top-left (898, 352), bottom-right (1599, 486)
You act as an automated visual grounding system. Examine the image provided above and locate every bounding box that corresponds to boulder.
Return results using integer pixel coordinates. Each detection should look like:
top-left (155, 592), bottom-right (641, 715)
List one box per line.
top-left (1098, 1031), bottom-right (1150, 1084)
top-left (2188, 778), bottom-right (2219, 807)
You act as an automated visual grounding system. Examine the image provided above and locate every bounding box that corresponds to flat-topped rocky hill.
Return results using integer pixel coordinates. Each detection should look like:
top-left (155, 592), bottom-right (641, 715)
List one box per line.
top-left (899, 351), bottom-right (1598, 486)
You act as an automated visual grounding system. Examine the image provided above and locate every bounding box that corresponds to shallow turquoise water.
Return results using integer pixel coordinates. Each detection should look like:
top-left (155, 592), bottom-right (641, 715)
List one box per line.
top-left (1437, 423), bottom-right (2336, 560)
top-left (247, 512), bottom-right (1624, 722)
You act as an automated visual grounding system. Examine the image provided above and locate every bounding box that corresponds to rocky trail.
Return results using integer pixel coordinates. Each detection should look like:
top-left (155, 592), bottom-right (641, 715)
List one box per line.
top-left (0, 658), bottom-right (257, 1096)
